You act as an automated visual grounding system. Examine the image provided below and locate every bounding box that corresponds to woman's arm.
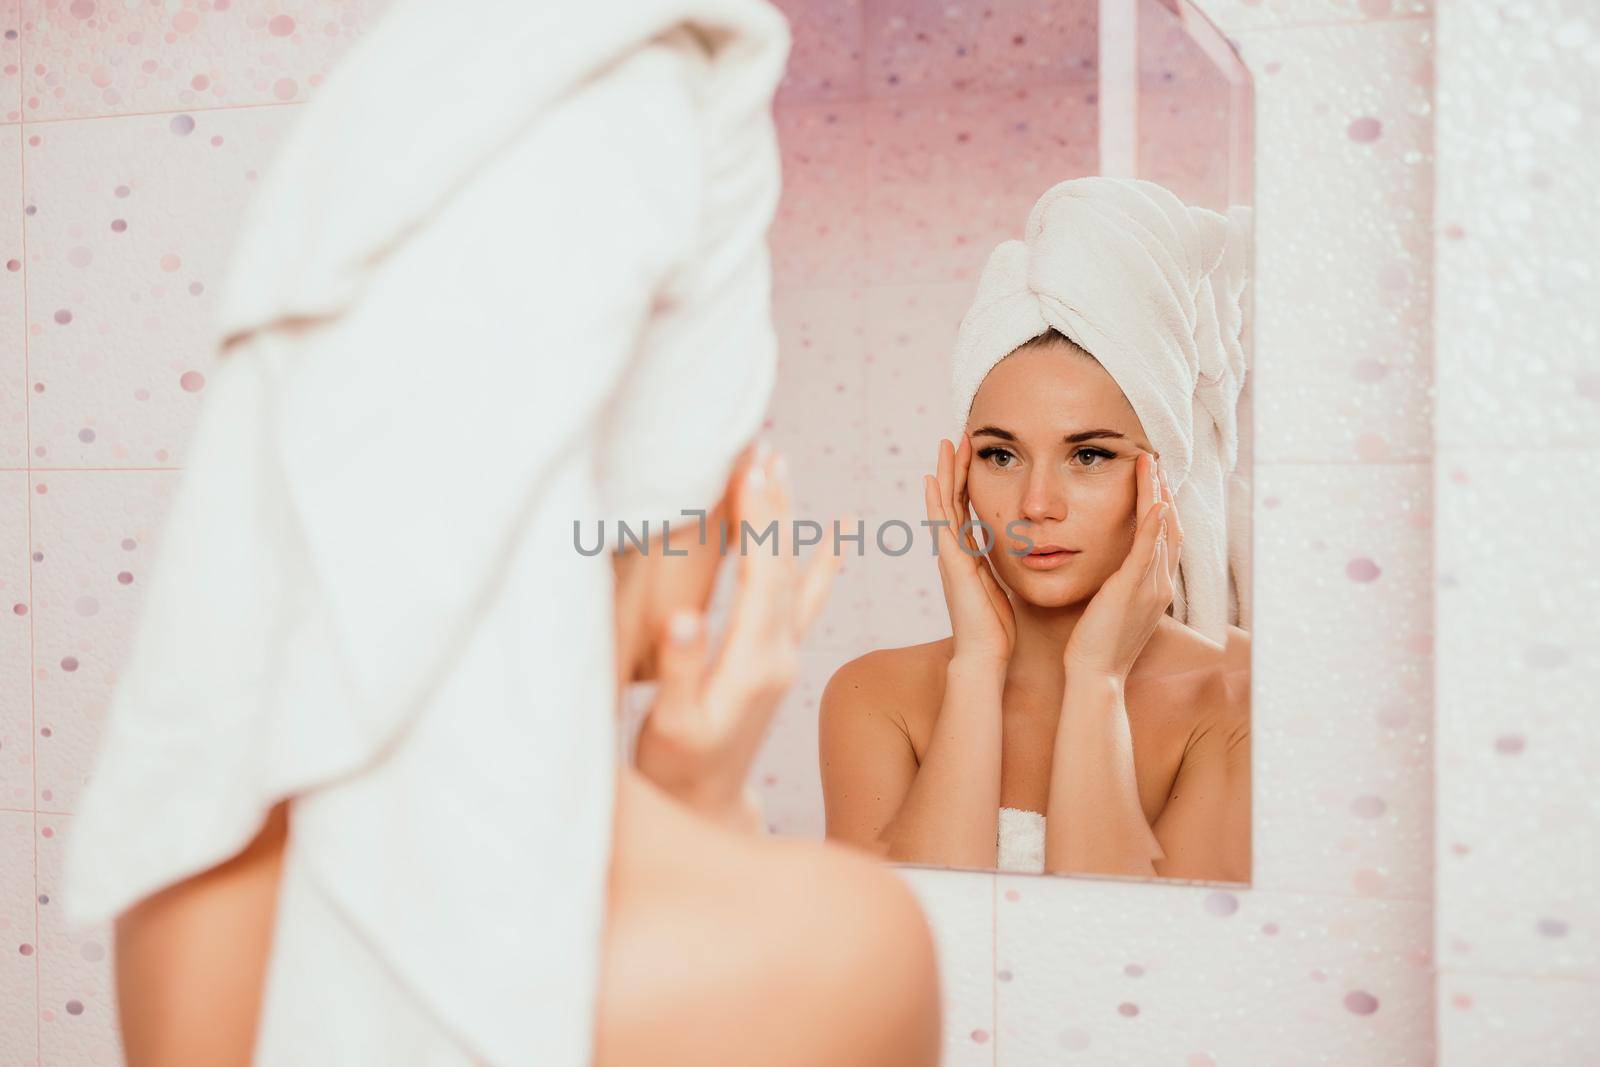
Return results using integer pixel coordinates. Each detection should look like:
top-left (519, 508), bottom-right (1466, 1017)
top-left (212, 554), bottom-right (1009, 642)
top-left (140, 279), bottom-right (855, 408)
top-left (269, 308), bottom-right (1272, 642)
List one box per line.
top-left (1149, 672), bottom-right (1251, 882)
top-left (820, 652), bottom-right (1005, 867)
top-left (1046, 668), bottom-right (1252, 882)
top-left (1045, 672), bottom-right (1166, 877)
top-left (882, 655), bottom-right (1007, 867)
top-left (115, 800), bottom-right (290, 1067)
top-left (821, 653), bottom-right (1005, 868)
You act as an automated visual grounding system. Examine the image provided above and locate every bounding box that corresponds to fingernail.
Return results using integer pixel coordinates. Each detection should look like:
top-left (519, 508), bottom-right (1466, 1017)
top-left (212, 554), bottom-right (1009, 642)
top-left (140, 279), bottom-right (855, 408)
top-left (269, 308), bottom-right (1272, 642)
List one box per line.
top-left (668, 610), bottom-right (701, 644)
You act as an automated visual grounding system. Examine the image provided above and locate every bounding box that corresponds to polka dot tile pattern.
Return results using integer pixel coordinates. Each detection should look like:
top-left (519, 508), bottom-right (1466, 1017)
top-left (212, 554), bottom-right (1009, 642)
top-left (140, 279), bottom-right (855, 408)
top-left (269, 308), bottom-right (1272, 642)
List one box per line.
top-left (1137, 81), bottom-right (1240, 211)
top-left (861, 279), bottom-right (974, 467)
top-left (768, 0), bottom-right (864, 102)
top-left (862, 0), bottom-right (1098, 99)
top-left (22, 105), bottom-right (299, 468)
top-left (1, 473), bottom-right (31, 809)
top-left (1434, 451), bottom-right (1599, 980)
top-left (28, 470), bottom-right (179, 815)
top-left (861, 87), bottom-right (1098, 285)
top-left (1231, 21), bottom-right (1435, 464)
top-left (35, 814), bottom-right (119, 1065)
top-left (1, 125), bottom-right (24, 467)
top-left (20, 0), bottom-right (394, 121)
top-left (1137, 3), bottom-right (1235, 89)
top-left (1433, 0), bottom-right (1600, 448)
top-left (1433, 1), bottom-right (1600, 1055)
top-left (1251, 464), bottom-right (1433, 900)
top-left (1437, 972), bottom-right (1600, 1064)
top-left (0, 813), bottom-right (38, 1059)
top-left (858, 464), bottom-right (973, 649)
top-left (894, 866), bottom-right (997, 1067)
top-left (771, 102), bottom-right (868, 290)
top-left (768, 287), bottom-right (871, 482)
top-left (996, 877), bottom-right (1434, 1063)
top-left (1, 1), bottom-right (19, 123)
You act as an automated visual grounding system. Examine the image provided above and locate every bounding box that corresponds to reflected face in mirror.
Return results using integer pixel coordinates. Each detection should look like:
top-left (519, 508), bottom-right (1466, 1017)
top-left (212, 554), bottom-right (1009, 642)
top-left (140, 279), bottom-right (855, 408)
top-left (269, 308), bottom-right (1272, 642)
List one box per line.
top-left (965, 332), bottom-right (1154, 606)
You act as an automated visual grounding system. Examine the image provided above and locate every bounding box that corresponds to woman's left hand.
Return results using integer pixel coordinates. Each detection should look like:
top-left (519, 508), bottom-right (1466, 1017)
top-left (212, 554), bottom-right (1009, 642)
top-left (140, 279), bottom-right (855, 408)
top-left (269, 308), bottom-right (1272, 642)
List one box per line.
top-left (1063, 450), bottom-right (1183, 681)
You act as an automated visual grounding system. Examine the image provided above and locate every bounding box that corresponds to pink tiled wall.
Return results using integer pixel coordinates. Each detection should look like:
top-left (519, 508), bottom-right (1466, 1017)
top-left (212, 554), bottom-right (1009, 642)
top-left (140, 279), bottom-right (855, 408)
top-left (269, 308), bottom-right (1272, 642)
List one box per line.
top-left (8, 1), bottom-right (1579, 1066)
top-left (3, 5), bottom-right (397, 1064)
top-left (1432, 0), bottom-right (1600, 1062)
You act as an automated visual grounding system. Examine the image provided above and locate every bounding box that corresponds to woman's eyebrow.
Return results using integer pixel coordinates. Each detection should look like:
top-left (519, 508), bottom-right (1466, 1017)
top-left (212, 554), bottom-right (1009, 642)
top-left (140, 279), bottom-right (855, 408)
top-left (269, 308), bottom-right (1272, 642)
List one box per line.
top-left (1063, 429), bottom-right (1128, 444)
top-left (969, 425), bottom-right (1128, 445)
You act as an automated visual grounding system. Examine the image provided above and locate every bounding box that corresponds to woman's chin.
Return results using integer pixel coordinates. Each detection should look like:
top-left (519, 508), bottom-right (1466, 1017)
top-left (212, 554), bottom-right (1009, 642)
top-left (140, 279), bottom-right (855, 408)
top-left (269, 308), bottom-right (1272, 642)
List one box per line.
top-left (995, 565), bottom-right (1086, 606)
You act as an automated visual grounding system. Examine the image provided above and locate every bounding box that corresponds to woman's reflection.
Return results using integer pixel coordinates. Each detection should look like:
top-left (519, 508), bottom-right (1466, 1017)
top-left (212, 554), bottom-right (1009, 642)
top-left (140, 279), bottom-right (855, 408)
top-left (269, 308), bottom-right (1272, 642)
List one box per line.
top-left (819, 177), bottom-right (1252, 882)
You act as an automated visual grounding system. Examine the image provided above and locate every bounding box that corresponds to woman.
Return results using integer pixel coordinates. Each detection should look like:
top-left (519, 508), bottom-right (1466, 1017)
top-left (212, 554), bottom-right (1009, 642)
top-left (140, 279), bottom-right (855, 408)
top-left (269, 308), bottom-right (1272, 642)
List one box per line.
top-left (820, 177), bottom-right (1252, 882)
top-left (64, 2), bottom-right (940, 1064)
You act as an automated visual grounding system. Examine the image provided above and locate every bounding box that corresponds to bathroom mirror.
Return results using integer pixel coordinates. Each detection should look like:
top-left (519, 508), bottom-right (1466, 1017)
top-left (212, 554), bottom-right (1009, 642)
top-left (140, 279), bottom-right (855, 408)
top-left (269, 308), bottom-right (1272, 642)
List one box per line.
top-left (622, 0), bottom-right (1253, 886)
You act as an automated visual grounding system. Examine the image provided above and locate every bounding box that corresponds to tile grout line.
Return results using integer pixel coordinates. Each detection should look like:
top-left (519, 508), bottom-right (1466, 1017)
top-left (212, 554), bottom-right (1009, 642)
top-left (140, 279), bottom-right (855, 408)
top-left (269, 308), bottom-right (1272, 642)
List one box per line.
top-left (991, 870), bottom-right (998, 1066)
top-left (1226, 12), bottom-right (1432, 40)
top-left (990, 870), bottom-right (1434, 907)
top-left (14, 97), bottom-right (298, 128)
top-left (1435, 964), bottom-right (1600, 986)
top-left (19, 16), bottom-right (40, 1058)
top-left (3, 466), bottom-right (183, 472)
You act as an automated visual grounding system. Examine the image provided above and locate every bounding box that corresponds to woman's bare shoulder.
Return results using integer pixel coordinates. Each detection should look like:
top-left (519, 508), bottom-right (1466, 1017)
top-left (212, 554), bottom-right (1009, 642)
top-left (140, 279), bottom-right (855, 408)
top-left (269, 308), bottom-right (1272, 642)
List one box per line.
top-left (1201, 626), bottom-right (1251, 728)
top-left (1223, 625), bottom-right (1251, 670)
top-left (1143, 618), bottom-right (1249, 674)
top-left (1136, 620), bottom-right (1250, 732)
top-left (822, 638), bottom-right (953, 708)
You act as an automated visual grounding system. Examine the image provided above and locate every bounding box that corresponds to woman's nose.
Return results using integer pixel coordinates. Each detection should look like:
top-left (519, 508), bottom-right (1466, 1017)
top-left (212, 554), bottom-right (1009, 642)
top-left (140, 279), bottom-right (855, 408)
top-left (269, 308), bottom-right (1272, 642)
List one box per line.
top-left (1019, 472), bottom-right (1067, 524)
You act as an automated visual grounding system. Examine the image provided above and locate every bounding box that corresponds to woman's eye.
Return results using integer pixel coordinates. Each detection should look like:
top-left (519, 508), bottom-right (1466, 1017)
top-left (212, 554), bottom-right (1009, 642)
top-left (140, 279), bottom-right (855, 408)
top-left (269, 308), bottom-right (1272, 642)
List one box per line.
top-left (1073, 447), bottom-right (1114, 468)
top-left (976, 446), bottom-right (1016, 468)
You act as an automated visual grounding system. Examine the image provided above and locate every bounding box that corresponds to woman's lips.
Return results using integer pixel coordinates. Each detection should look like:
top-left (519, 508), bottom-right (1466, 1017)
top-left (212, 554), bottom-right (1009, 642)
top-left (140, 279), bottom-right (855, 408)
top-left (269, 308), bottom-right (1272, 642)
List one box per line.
top-left (1018, 548), bottom-right (1080, 571)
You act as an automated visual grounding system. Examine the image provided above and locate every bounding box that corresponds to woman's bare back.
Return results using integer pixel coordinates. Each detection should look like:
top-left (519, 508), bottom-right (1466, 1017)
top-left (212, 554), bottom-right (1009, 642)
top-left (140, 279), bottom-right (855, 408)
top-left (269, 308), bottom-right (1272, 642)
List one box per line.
top-left (593, 763), bottom-right (943, 1067)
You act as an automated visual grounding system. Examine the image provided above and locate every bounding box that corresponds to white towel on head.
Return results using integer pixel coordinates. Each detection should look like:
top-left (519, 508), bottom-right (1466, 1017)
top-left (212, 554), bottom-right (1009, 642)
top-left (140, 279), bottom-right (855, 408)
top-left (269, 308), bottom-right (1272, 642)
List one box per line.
top-left (62, 1), bottom-right (790, 1064)
top-left (950, 176), bottom-right (1251, 646)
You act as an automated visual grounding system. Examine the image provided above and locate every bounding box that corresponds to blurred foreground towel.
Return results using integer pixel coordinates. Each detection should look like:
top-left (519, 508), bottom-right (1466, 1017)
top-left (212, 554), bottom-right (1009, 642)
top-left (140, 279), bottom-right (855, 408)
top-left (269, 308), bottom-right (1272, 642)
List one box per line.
top-left (63, 1), bottom-right (790, 1064)
top-left (950, 177), bottom-right (1252, 645)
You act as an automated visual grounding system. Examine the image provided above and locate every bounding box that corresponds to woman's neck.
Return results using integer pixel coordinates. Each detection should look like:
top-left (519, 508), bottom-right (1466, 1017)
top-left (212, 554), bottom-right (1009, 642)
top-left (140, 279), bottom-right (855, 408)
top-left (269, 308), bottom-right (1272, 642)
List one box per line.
top-left (1004, 597), bottom-right (1086, 686)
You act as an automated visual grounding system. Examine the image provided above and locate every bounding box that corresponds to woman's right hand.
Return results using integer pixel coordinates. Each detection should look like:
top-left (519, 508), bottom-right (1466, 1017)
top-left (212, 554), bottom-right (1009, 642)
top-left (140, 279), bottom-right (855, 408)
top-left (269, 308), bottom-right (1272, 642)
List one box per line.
top-left (924, 434), bottom-right (1016, 667)
top-left (635, 441), bottom-right (842, 832)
